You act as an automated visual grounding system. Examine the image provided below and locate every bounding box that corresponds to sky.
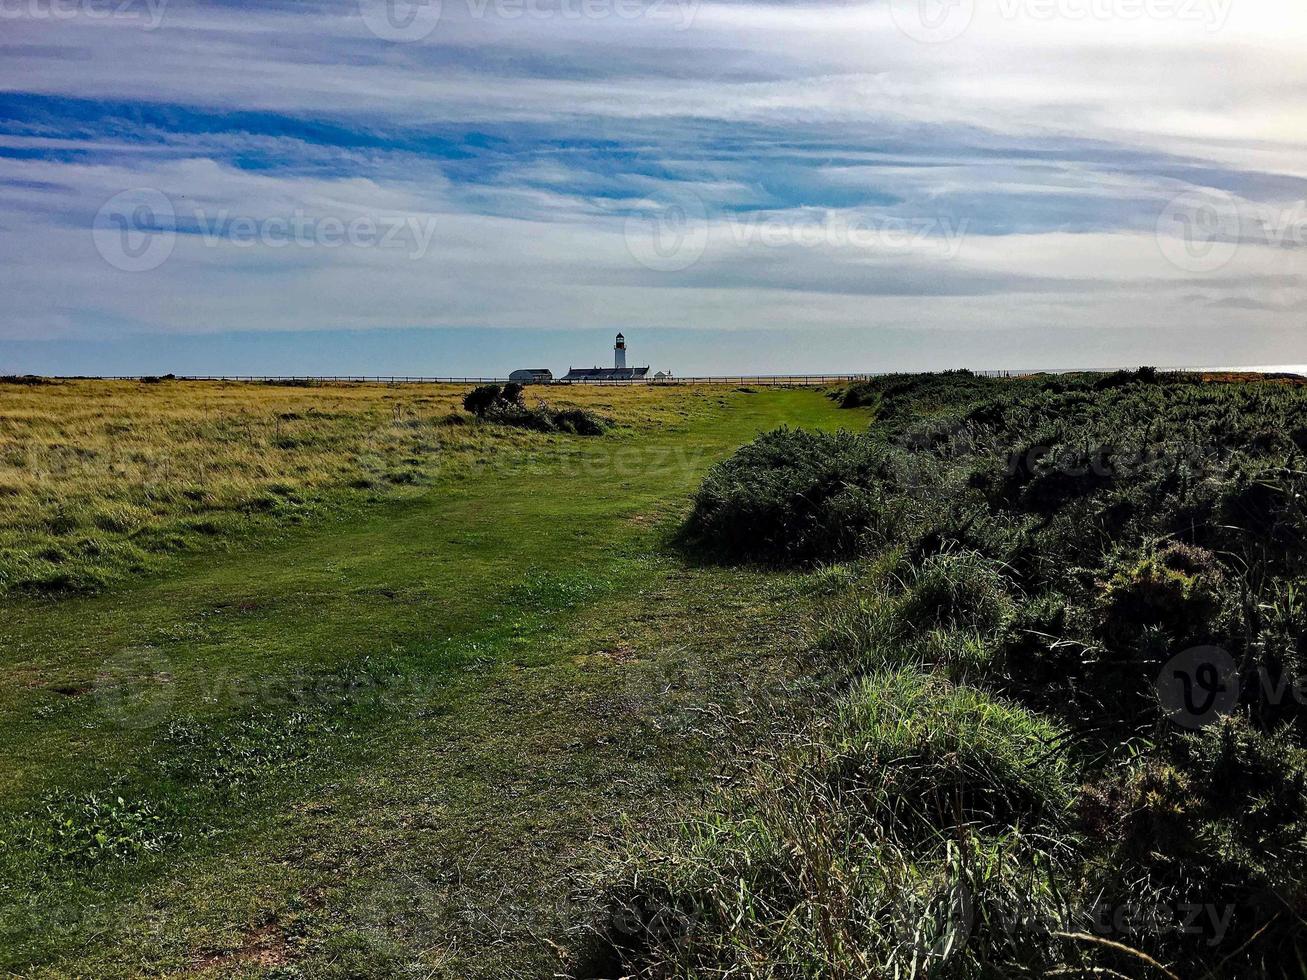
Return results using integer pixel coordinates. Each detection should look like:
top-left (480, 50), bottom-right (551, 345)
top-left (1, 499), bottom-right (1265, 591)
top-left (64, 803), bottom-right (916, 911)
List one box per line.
top-left (1, 0), bottom-right (1305, 375)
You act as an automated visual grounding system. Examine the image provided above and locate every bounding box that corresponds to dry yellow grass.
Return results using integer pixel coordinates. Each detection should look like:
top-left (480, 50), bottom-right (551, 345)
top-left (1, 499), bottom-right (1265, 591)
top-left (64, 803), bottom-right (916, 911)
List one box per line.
top-left (0, 379), bottom-right (730, 594)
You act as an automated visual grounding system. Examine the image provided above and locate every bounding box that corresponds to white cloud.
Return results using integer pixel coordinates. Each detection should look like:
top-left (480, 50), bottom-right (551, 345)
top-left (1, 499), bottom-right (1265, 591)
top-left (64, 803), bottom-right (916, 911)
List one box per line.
top-left (1, 0), bottom-right (1305, 362)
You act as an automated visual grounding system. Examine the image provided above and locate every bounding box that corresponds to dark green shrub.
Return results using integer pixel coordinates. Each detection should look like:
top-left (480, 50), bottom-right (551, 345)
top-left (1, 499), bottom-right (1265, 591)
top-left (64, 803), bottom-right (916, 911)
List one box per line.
top-left (460, 385), bottom-right (607, 435)
top-left (624, 372), bottom-right (1307, 979)
top-left (1081, 720), bottom-right (1307, 973)
top-left (462, 384), bottom-right (504, 417)
top-left (551, 407), bottom-right (606, 435)
top-left (1095, 542), bottom-right (1232, 652)
top-left (682, 427), bottom-right (894, 564)
top-left (836, 380), bottom-right (880, 409)
top-left (499, 381), bottom-right (525, 407)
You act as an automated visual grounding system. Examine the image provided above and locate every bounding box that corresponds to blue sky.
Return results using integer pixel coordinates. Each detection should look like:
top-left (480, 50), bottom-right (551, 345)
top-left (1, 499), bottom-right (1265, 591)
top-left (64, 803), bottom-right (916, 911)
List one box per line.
top-left (2, 0), bottom-right (1305, 374)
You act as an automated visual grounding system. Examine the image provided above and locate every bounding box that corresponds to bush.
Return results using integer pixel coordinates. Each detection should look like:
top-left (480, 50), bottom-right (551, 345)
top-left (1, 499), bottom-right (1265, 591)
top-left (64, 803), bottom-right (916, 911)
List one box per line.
top-left (550, 406), bottom-right (607, 436)
top-left (460, 385), bottom-right (607, 435)
top-left (682, 427), bottom-right (895, 564)
top-left (608, 370), bottom-right (1307, 979)
top-left (1080, 718), bottom-right (1307, 973)
top-left (462, 384), bottom-right (505, 417)
top-left (1095, 541), bottom-right (1232, 653)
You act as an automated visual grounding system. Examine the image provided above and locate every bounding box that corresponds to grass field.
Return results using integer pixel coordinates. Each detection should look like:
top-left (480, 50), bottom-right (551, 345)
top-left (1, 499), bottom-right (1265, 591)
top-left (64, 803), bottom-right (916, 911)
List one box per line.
top-left (0, 380), bottom-right (723, 596)
top-left (0, 380), bottom-right (868, 977)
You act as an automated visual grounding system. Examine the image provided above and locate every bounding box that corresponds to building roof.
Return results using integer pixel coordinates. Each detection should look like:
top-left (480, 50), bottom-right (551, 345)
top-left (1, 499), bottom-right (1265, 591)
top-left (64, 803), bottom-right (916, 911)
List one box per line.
top-left (561, 366), bottom-right (649, 381)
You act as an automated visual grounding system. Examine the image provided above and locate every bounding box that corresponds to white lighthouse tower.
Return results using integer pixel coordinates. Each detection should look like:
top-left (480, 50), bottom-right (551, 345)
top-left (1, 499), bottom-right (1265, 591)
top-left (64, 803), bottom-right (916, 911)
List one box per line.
top-left (614, 332), bottom-right (627, 369)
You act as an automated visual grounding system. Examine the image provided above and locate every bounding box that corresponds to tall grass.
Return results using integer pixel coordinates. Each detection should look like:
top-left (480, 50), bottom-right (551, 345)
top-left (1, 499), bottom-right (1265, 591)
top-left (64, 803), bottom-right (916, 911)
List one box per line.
top-left (0, 379), bottom-right (712, 595)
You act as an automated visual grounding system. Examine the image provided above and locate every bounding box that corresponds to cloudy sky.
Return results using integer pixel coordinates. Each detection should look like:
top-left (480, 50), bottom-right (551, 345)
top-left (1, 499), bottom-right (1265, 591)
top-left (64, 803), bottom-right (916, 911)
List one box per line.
top-left (1, 0), bottom-right (1305, 374)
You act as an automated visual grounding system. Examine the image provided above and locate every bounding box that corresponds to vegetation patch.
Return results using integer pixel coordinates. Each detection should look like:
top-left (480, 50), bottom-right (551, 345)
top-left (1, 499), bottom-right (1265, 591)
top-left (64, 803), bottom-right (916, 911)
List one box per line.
top-left (681, 427), bottom-right (898, 564)
top-left (462, 383), bottom-right (609, 435)
top-left (596, 370), bottom-right (1307, 978)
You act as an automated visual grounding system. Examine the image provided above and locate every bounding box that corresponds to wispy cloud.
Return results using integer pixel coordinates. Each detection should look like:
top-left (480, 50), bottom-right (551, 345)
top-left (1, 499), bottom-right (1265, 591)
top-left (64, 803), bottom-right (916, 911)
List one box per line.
top-left (2, 0), bottom-right (1305, 367)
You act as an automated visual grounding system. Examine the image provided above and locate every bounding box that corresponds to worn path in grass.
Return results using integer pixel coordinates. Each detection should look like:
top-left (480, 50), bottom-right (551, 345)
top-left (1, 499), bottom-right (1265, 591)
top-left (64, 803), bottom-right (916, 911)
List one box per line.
top-left (0, 387), bottom-right (867, 978)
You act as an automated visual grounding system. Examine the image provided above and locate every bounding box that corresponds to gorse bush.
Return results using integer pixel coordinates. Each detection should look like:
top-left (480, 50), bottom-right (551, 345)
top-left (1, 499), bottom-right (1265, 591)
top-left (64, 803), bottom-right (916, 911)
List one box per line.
top-left (682, 428), bottom-right (896, 563)
top-left (461, 384), bottom-right (608, 435)
top-left (600, 371), bottom-right (1307, 978)
top-left (1094, 541), bottom-right (1234, 654)
top-left (462, 383), bottom-right (518, 416)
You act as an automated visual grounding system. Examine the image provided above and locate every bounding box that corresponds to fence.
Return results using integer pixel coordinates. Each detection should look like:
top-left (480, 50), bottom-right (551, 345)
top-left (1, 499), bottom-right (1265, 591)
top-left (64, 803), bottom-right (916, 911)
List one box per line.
top-left (76, 371), bottom-right (1022, 386)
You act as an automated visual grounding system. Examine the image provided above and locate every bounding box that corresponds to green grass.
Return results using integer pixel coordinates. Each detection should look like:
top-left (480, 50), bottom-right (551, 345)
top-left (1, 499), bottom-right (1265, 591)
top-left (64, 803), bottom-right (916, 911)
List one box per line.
top-left (0, 384), bottom-right (868, 977)
top-left (0, 379), bottom-right (725, 595)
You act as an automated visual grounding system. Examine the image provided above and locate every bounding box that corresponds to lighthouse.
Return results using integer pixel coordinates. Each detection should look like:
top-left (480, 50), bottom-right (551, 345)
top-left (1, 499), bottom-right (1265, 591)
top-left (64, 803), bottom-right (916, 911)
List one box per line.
top-left (560, 333), bottom-right (651, 380)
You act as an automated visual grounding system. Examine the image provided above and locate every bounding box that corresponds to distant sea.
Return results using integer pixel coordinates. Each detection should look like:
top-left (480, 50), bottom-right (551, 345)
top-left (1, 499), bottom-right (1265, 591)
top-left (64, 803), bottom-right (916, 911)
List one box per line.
top-left (987, 365), bottom-right (1307, 376)
top-left (1181, 365), bottom-right (1307, 375)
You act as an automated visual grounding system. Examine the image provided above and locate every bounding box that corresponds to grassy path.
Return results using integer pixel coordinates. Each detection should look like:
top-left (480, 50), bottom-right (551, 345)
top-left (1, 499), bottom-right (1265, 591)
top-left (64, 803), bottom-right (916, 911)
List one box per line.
top-left (0, 388), bottom-right (865, 978)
